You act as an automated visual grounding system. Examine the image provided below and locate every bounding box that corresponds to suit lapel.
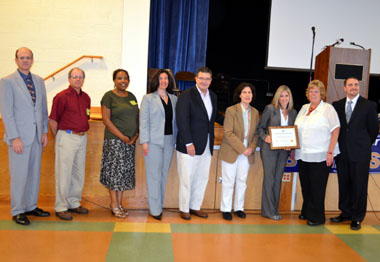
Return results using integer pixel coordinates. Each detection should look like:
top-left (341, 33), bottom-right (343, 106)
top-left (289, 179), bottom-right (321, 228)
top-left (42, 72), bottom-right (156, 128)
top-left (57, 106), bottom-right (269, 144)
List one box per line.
top-left (235, 104), bottom-right (245, 138)
top-left (15, 73), bottom-right (34, 106)
top-left (348, 96), bottom-right (362, 125)
top-left (153, 92), bottom-right (165, 116)
top-left (31, 74), bottom-right (39, 105)
top-left (192, 87), bottom-right (209, 120)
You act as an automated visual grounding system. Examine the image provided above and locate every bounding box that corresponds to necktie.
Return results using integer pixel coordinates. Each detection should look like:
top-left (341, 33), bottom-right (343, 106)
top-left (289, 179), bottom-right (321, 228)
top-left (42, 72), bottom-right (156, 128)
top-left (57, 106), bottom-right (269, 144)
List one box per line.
top-left (26, 76), bottom-right (36, 105)
top-left (346, 100), bottom-right (353, 123)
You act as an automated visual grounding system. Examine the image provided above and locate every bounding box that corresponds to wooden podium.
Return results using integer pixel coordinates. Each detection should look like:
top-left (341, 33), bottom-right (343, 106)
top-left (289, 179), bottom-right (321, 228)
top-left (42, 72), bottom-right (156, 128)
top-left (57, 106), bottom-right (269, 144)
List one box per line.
top-left (314, 46), bottom-right (371, 103)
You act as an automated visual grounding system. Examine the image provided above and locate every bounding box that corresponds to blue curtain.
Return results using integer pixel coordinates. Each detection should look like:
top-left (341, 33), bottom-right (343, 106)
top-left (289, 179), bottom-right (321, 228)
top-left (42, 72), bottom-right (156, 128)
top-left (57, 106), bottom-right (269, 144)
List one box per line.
top-left (148, 0), bottom-right (210, 90)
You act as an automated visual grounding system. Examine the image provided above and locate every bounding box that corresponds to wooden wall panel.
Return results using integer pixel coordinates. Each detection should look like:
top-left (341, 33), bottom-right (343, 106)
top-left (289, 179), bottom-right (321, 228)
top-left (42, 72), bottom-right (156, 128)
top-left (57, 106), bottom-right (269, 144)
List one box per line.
top-left (2, 119), bottom-right (380, 211)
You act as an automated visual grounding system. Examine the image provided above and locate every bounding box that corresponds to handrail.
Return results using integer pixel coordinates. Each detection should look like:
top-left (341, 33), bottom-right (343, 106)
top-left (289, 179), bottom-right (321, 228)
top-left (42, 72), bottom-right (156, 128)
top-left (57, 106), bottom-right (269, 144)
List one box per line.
top-left (43, 55), bottom-right (103, 81)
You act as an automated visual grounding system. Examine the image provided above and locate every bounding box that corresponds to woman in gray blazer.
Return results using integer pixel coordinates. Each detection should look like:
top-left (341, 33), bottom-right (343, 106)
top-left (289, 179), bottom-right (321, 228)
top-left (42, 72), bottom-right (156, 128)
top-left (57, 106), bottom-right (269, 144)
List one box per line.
top-left (257, 85), bottom-right (297, 220)
top-left (139, 69), bottom-right (177, 220)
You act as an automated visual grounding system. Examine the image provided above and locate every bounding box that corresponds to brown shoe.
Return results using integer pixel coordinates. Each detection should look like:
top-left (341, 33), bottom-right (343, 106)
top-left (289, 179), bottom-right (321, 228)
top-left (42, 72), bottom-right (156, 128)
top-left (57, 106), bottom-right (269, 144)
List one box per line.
top-left (68, 206), bottom-right (88, 214)
top-left (190, 209), bottom-right (208, 218)
top-left (56, 211), bottom-right (73, 220)
top-left (180, 211), bottom-right (191, 220)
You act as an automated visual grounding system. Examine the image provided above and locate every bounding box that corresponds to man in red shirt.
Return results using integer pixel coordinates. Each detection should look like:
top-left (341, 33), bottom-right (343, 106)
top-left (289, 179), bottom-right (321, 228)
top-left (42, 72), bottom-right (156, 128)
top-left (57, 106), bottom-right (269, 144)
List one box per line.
top-left (49, 67), bottom-right (91, 220)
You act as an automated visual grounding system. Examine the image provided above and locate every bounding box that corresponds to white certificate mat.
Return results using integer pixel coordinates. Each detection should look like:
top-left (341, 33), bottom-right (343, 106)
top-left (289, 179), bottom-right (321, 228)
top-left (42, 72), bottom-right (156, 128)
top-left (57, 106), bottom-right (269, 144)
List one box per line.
top-left (269, 126), bottom-right (300, 150)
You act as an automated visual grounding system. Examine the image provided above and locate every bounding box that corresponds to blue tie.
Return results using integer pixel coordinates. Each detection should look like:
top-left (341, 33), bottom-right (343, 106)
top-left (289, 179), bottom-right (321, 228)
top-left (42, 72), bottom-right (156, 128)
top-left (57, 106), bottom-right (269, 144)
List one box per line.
top-left (26, 75), bottom-right (36, 105)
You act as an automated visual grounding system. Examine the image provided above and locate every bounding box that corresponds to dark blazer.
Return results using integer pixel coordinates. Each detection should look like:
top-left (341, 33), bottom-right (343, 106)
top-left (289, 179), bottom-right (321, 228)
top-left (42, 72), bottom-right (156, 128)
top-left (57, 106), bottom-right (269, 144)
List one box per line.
top-left (176, 86), bottom-right (218, 155)
top-left (332, 96), bottom-right (379, 162)
top-left (257, 104), bottom-right (297, 147)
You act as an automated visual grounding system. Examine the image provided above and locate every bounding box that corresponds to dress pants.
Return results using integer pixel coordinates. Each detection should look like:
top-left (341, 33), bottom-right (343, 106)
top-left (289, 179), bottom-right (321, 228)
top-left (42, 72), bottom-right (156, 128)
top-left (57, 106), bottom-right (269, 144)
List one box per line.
top-left (55, 130), bottom-right (87, 212)
top-left (336, 155), bottom-right (370, 222)
top-left (260, 143), bottom-right (289, 217)
top-left (8, 133), bottom-right (42, 216)
top-left (177, 138), bottom-right (211, 212)
top-left (144, 135), bottom-right (174, 216)
top-left (220, 154), bottom-right (250, 212)
top-left (298, 160), bottom-right (331, 223)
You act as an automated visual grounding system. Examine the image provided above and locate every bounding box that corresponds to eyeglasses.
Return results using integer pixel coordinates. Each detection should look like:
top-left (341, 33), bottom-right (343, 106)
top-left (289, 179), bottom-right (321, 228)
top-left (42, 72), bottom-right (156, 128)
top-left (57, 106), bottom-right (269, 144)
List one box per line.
top-left (71, 75), bottom-right (84, 80)
top-left (197, 77), bottom-right (212, 81)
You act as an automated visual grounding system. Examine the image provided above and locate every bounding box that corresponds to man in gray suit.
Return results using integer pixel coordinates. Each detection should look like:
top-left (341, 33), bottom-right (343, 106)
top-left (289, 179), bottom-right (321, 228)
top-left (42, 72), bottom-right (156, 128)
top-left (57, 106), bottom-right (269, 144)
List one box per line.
top-left (0, 47), bottom-right (50, 225)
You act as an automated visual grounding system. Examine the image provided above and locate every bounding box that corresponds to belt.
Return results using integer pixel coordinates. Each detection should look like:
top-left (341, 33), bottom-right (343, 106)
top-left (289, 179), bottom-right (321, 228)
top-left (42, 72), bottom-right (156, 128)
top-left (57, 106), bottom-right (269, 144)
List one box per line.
top-left (65, 130), bottom-right (85, 136)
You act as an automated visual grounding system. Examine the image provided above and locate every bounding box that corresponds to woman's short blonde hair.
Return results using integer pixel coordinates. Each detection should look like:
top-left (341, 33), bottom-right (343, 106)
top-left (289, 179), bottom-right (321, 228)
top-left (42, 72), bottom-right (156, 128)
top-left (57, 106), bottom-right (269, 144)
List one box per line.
top-left (306, 80), bottom-right (326, 101)
top-left (271, 85), bottom-right (294, 111)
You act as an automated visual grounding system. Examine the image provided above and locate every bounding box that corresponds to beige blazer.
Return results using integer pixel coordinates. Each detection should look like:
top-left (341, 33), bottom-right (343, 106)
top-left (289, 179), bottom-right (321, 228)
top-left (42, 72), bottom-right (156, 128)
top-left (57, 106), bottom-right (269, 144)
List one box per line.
top-left (219, 103), bottom-right (259, 164)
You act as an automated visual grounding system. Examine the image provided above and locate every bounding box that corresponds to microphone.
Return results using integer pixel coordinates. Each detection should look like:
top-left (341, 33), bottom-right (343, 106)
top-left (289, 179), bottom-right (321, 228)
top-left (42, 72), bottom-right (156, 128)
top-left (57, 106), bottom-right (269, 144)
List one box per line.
top-left (331, 38), bottom-right (344, 47)
top-left (311, 26), bottom-right (315, 36)
top-left (350, 42), bottom-right (365, 50)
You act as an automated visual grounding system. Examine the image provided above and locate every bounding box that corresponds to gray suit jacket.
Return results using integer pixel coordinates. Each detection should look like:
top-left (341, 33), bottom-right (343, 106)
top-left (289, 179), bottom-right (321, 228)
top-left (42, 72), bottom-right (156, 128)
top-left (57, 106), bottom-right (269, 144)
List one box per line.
top-left (0, 71), bottom-right (48, 146)
top-left (257, 104), bottom-right (297, 148)
top-left (139, 91), bottom-right (177, 146)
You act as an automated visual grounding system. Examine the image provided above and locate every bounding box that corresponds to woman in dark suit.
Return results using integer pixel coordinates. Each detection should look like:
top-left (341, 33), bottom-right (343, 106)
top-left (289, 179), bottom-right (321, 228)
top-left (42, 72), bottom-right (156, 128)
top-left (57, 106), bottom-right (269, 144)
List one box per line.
top-left (219, 83), bottom-right (259, 220)
top-left (139, 69), bottom-right (177, 220)
top-left (257, 85), bottom-right (297, 220)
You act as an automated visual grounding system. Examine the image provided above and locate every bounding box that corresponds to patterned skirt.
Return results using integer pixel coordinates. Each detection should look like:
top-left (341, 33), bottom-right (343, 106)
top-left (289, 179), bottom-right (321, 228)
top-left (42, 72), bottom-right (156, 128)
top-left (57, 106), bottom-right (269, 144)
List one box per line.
top-left (100, 139), bottom-right (136, 191)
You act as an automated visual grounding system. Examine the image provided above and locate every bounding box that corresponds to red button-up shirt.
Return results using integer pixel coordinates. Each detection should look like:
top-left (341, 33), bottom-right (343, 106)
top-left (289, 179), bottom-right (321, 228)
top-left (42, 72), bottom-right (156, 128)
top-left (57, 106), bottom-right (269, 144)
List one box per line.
top-left (49, 86), bottom-right (91, 132)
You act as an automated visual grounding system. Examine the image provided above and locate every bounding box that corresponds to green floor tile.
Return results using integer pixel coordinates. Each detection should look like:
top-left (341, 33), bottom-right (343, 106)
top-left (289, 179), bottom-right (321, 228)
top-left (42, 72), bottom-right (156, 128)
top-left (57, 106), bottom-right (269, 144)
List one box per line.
top-left (0, 220), bottom-right (115, 231)
top-left (337, 234), bottom-right (380, 261)
top-left (107, 232), bottom-right (174, 262)
top-left (171, 224), bottom-right (332, 234)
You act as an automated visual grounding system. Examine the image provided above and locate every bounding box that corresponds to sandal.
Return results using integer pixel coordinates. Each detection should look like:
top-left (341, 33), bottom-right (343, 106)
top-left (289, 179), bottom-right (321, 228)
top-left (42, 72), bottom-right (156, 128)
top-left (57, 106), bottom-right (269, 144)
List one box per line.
top-left (119, 205), bottom-right (128, 216)
top-left (110, 205), bottom-right (126, 218)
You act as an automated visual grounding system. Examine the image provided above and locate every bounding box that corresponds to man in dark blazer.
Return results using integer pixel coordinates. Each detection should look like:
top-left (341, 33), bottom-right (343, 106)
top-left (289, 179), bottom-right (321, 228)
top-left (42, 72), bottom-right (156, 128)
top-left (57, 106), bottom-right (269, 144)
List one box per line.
top-left (176, 66), bottom-right (218, 220)
top-left (0, 47), bottom-right (50, 225)
top-left (331, 77), bottom-right (379, 230)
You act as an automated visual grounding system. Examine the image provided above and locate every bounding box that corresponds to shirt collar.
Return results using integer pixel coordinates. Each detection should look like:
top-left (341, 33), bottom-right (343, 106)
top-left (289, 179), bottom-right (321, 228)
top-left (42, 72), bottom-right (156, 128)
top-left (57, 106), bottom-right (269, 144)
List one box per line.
top-left (196, 85), bottom-right (209, 97)
top-left (17, 69), bottom-right (31, 80)
top-left (347, 94), bottom-right (359, 104)
top-left (240, 103), bottom-right (251, 113)
top-left (68, 85), bottom-right (82, 95)
top-left (309, 100), bottom-right (325, 112)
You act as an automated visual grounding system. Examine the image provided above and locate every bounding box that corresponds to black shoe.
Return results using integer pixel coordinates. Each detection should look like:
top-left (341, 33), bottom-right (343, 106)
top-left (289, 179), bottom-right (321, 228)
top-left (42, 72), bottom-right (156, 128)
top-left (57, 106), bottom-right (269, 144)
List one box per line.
top-left (234, 210), bottom-right (246, 218)
top-left (307, 220), bottom-right (324, 226)
top-left (298, 214), bottom-right (307, 220)
top-left (13, 213), bottom-right (30, 225)
top-left (25, 207), bottom-right (50, 217)
top-left (151, 213), bottom-right (162, 220)
top-left (222, 212), bottom-right (232, 220)
top-left (350, 221), bottom-right (361, 230)
top-left (330, 215), bottom-right (351, 223)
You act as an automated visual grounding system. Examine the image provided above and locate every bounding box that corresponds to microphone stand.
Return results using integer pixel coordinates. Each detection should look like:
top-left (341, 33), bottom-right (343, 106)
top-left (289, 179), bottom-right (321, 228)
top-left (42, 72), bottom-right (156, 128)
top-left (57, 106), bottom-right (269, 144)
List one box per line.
top-left (310, 29), bottom-right (316, 82)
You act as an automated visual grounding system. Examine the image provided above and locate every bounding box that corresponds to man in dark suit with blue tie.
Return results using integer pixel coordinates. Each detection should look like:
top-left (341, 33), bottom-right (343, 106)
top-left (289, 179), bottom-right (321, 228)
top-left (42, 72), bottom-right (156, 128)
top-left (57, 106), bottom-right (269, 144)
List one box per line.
top-left (331, 77), bottom-right (379, 230)
top-left (0, 47), bottom-right (50, 225)
top-left (176, 67), bottom-right (218, 220)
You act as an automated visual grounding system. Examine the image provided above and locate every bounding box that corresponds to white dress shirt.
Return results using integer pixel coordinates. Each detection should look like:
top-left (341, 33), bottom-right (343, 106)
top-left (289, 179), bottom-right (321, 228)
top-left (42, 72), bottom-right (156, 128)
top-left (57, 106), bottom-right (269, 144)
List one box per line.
top-left (280, 109), bottom-right (289, 126)
top-left (345, 94), bottom-right (359, 113)
top-left (196, 85), bottom-right (213, 120)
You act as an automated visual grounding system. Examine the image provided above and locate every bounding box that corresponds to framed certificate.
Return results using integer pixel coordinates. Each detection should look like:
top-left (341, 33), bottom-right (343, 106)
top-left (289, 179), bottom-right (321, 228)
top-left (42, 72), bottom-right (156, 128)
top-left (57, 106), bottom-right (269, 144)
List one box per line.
top-left (269, 126), bottom-right (300, 150)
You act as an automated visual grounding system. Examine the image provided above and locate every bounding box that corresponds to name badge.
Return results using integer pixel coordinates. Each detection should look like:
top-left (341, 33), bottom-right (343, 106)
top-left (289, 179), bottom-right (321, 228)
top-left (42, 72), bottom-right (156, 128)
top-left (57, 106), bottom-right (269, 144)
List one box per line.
top-left (130, 100), bottom-right (137, 106)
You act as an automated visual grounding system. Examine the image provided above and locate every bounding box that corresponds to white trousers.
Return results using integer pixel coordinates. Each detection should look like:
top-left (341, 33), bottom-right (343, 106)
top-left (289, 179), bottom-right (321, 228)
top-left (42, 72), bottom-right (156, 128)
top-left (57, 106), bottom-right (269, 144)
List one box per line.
top-left (177, 139), bottom-right (211, 212)
top-left (55, 130), bottom-right (87, 212)
top-left (220, 153), bottom-right (250, 212)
